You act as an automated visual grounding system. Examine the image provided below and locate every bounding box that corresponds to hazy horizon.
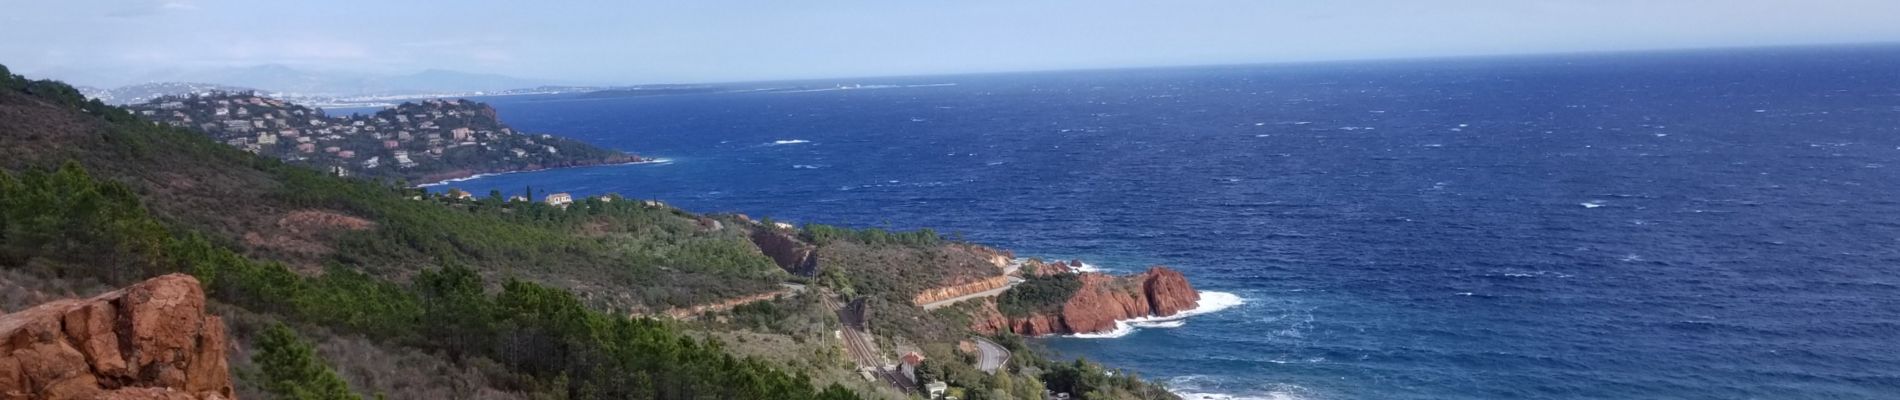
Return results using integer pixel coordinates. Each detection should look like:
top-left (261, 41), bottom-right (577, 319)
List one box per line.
top-left (8, 0), bottom-right (1900, 88)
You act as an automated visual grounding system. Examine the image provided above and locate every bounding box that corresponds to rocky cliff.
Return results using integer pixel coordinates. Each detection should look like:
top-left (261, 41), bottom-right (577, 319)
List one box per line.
top-left (1021, 259), bottom-right (1084, 276)
top-left (748, 229), bottom-right (819, 277)
top-left (0, 274), bottom-right (234, 400)
top-left (972, 266), bottom-right (1200, 336)
top-left (954, 244), bottom-right (1014, 270)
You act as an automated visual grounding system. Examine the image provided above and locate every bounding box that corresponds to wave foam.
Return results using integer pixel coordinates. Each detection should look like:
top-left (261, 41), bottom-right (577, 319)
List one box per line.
top-left (1068, 323), bottom-right (1137, 339)
top-left (416, 158), bottom-right (672, 188)
top-left (1168, 376), bottom-right (1315, 400)
top-left (1066, 291), bottom-right (1244, 339)
top-left (1174, 391), bottom-right (1306, 400)
top-left (418, 172), bottom-right (503, 188)
top-left (771, 139), bottom-right (811, 145)
top-left (1130, 320), bottom-right (1186, 329)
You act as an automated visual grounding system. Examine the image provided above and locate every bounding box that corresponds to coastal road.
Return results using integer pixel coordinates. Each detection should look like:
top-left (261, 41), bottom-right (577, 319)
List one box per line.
top-left (971, 336), bottom-right (1011, 374)
top-left (920, 276), bottom-right (1026, 311)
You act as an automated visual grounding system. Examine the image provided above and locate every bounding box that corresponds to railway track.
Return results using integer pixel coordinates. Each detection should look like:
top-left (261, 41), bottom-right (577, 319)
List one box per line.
top-left (828, 296), bottom-right (914, 392)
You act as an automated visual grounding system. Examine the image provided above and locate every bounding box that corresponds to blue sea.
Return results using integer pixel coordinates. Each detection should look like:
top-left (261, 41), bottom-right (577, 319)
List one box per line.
top-left (423, 46), bottom-right (1900, 400)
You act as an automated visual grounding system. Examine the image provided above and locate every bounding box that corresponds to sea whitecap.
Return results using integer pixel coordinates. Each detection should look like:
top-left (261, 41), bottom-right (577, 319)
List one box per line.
top-left (1581, 201), bottom-right (1605, 208)
top-left (1169, 376), bottom-right (1317, 400)
top-left (771, 139), bottom-right (811, 145)
top-left (1170, 390), bottom-right (1292, 400)
top-left (1069, 323), bottom-right (1137, 339)
top-left (1174, 390), bottom-right (1310, 400)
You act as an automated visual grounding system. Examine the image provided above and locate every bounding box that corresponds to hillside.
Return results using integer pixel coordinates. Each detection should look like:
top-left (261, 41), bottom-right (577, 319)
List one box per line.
top-left (0, 63), bottom-right (1183, 400)
top-left (1, 63), bottom-right (867, 399)
top-left (125, 92), bottom-right (640, 183)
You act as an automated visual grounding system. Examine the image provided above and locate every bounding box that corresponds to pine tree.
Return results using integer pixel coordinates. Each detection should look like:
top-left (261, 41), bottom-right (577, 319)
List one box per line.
top-left (252, 324), bottom-right (362, 400)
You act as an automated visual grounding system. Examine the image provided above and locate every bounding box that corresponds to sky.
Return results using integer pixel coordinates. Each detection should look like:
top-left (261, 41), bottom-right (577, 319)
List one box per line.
top-left (5, 0), bottom-right (1900, 86)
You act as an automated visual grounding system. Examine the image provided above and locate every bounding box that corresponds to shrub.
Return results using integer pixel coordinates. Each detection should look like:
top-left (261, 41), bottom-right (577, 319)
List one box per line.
top-left (996, 273), bottom-right (1083, 317)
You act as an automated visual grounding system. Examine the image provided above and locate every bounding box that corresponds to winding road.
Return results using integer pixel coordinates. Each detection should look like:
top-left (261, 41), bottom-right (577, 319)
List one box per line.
top-left (971, 336), bottom-right (1011, 374)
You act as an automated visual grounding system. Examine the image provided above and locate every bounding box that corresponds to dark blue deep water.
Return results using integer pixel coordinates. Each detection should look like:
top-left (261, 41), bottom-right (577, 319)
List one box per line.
top-left (432, 46), bottom-right (1900, 399)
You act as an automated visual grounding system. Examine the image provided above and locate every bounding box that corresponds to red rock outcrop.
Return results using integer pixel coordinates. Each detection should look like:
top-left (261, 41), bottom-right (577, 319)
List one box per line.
top-left (0, 274), bottom-right (235, 400)
top-left (971, 266), bottom-right (1201, 336)
top-left (1141, 267), bottom-right (1199, 316)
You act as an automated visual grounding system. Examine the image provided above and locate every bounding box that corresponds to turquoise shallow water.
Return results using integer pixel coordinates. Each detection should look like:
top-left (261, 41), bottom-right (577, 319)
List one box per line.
top-left (427, 46), bottom-right (1900, 399)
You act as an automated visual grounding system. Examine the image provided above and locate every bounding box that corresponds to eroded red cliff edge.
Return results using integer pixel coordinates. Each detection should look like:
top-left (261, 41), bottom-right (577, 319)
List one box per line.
top-left (0, 274), bottom-right (235, 400)
top-left (971, 266), bottom-right (1200, 336)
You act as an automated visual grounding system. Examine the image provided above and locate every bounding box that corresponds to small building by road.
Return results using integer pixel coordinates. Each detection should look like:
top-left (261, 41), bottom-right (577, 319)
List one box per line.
top-left (900, 351), bottom-right (926, 381)
top-left (924, 381), bottom-right (948, 399)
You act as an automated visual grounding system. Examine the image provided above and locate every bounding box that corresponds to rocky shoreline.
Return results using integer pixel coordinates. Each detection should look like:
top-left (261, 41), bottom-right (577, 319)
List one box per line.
top-left (971, 265), bottom-right (1202, 337)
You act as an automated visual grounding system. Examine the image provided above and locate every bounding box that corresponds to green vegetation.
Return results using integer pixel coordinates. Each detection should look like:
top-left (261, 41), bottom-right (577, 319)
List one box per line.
top-left (0, 161), bottom-right (167, 284)
top-left (1042, 359), bottom-right (1178, 400)
top-left (252, 324), bottom-right (363, 400)
top-left (996, 273), bottom-right (1083, 317)
top-left (802, 223), bottom-right (942, 247)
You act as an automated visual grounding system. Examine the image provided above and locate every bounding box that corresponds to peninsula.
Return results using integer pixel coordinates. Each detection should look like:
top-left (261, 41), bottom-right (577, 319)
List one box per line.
top-left (125, 92), bottom-right (641, 183)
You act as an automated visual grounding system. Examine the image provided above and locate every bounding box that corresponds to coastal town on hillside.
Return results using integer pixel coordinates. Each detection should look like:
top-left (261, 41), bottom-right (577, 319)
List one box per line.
top-left (126, 92), bottom-right (639, 182)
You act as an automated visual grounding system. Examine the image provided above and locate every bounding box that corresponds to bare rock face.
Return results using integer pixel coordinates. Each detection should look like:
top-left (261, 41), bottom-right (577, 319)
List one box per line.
top-left (952, 245), bottom-right (1014, 269)
top-left (1021, 259), bottom-right (1084, 277)
top-left (1140, 267), bottom-right (1200, 317)
top-left (0, 274), bottom-right (235, 400)
top-left (748, 228), bottom-right (819, 277)
top-left (659, 288), bottom-right (791, 319)
top-left (971, 266), bottom-right (1200, 336)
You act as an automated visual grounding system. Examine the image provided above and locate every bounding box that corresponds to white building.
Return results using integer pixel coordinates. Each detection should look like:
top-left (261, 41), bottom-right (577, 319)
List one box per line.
top-left (924, 382), bottom-right (948, 399)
